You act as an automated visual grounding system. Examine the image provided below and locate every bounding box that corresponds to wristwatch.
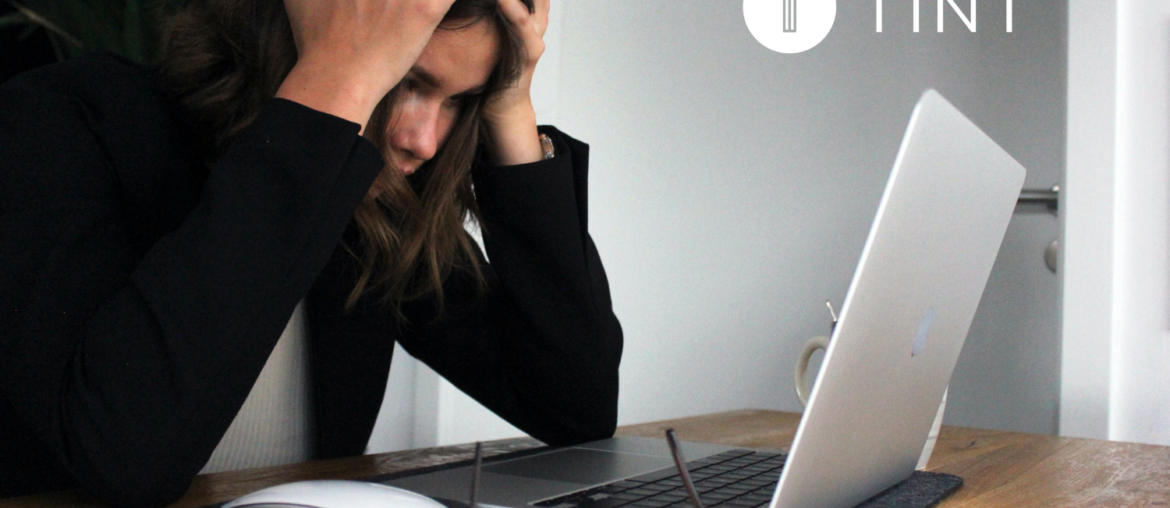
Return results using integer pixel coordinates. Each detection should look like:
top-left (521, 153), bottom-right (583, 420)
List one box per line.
top-left (539, 133), bottom-right (555, 160)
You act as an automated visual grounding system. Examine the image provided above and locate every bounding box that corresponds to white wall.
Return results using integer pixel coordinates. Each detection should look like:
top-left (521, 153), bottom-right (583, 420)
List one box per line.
top-left (556, 0), bottom-right (1066, 428)
top-left (1061, 0), bottom-right (1116, 441)
top-left (1110, 0), bottom-right (1170, 446)
top-left (1061, 0), bottom-right (1170, 447)
top-left (370, 0), bottom-right (1071, 451)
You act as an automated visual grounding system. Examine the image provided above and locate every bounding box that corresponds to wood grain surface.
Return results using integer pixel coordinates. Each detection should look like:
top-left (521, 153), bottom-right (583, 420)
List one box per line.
top-left (3, 410), bottom-right (1169, 507)
top-left (618, 410), bottom-right (1170, 507)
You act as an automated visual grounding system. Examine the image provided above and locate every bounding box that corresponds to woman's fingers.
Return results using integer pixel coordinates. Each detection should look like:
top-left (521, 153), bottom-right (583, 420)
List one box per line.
top-left (276, 0), bottom-right (457, 130)
top-left (498, 0), bottom-right (548, 37)
top-left (533, 0), bottom-right (550, 37)
top-left (497, 0), bottom-right (548, 66)
top-left (496, 0), bottom-right (531, 21)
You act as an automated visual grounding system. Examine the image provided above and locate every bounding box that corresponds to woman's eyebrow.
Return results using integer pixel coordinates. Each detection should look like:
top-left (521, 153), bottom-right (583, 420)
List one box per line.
top-left (408, 67), bottom-right (444, 89)
top-left (408, 66), bottom-right (489, 97)
top-left (451, 84), bottom-right (489, 100)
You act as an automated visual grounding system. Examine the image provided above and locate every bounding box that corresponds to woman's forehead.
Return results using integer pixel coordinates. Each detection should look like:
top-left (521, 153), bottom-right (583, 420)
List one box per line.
top-left (412, 20), bottom-right (501, 95)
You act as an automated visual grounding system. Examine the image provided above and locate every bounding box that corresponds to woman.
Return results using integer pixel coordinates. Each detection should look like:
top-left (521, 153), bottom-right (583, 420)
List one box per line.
top-left (0, 0), bottom-right (622, 506)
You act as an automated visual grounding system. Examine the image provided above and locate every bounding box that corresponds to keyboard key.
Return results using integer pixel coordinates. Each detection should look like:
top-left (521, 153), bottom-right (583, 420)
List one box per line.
top-left (703, 492), bottom-right (737, 501)
top-left (631, 500), bottom-right (672, 508)
top-left (742, 494), bottom-right (773, 503)
top-left (630, 468), bottom-right (680, 483)
top-left (610, 493), bottom-right (643, 501)
top-left (576, 498), bottom-right (628, 508)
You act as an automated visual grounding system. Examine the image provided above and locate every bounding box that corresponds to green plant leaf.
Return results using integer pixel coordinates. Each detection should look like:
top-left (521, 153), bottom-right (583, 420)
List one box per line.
top-left (0, 11), bottom-right (30, 30)
top-left (4, 0), bottom-right (187, 63)
top-left (3, 0), bottom-right (83, 51)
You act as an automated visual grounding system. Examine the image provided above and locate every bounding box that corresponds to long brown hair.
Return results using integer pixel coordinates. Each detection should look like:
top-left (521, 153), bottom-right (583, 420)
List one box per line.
top-left (159, 0), bottom-right (533, 318)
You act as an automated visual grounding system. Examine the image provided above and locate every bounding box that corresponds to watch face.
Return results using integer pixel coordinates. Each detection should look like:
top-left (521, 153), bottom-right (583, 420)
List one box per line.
top-left (540, 133), bottom-right (555, 160)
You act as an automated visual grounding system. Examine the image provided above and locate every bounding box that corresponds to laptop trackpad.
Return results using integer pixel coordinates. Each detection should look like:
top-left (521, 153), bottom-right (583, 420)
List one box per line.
top-left (484, 448), bottom-right (673, 485)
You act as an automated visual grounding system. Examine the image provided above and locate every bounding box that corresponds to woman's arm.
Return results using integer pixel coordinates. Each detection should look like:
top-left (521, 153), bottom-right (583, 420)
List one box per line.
top-left (277, 0), bottom-right (456, 132)
top-left (394, 127), bottom-right (623, 445)
top-left (389, 0), bottom-right (621, 445)
top-left (0, 57), bottom-right (382, 507)
top-left (481, 0), bottom-right (549, 165)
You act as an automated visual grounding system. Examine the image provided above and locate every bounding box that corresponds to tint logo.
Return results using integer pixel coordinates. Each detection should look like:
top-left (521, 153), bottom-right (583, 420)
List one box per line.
top-left (743, 0), bottom-right (837, 54)
top-left (877, 0), bottom-right (1014, 33)
top-left (746, 0), bottom-right (1014, 55)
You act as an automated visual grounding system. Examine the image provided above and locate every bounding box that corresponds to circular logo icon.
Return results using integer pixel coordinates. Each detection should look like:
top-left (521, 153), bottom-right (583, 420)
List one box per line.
top-left (743, 0), bottom-right (837, 54)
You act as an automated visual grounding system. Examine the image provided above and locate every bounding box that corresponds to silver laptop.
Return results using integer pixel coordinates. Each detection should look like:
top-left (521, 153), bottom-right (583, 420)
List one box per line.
top-left (386, 90), bottom-right (1026, 508)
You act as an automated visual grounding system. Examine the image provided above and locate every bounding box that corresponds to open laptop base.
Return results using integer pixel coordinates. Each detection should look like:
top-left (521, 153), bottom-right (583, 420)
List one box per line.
top-left (361, 439), bottom-right (962, 508)
top-left (202, 446), bottom-right (960, 508)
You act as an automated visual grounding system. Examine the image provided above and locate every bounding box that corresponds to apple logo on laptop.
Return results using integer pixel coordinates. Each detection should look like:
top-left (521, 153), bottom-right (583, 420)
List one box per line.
top-left (912, 306), bottom-right (937, 357)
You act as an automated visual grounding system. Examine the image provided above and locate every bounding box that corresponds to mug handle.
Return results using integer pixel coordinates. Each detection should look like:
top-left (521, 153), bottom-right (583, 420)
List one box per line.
top-left (794, 335), bottom-right (830, 407)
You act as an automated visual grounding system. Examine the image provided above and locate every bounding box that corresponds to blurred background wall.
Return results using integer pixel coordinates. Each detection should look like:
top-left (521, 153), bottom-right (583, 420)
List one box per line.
top-left (369, 0), bottom-right (1070, 452)
top-left (12, 0), bottom-right (1163, 451)
top-left (1062, 0), bottom-right (1170, 446)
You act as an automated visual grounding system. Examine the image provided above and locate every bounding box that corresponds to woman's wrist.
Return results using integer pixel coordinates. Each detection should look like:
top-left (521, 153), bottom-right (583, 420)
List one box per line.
top-left (275, 60), bottom-right (389, 133)
top-left (484, 101), bottom-right (543, 166)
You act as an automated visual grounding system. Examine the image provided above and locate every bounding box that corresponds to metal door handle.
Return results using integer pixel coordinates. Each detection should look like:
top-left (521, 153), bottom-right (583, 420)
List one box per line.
top-left (1018, 184), bottom-right (1059, 212)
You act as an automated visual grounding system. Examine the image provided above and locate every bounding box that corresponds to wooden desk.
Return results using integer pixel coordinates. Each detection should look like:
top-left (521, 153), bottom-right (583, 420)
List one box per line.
top-left (5, 410), bottom-right (1170, 507)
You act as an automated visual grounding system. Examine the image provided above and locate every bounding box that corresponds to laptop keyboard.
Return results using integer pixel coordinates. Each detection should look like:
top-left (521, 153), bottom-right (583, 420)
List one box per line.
top-left (534, 449), bottom-right (786, 508)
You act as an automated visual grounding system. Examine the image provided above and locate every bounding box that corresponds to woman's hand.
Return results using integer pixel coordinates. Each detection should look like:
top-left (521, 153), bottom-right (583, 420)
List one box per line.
top-left (483, 0), bottom-right (550, 166)
top-left (276, 0), bottom-right (457, 132)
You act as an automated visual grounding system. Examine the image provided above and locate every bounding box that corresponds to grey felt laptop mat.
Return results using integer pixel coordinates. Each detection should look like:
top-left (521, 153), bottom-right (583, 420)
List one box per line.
top-left (204, 445), bottom-right (963, 508)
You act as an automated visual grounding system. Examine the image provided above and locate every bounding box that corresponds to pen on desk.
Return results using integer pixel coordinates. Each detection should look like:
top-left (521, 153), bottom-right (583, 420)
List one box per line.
top-left (664, 429), bottom-right (704, 508)
top-left (470, 442), bottom-right (483, 508)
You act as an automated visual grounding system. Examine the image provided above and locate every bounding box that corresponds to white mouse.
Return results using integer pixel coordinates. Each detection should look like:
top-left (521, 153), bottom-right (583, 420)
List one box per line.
top-left (222, 480), bottom-right (450, 508)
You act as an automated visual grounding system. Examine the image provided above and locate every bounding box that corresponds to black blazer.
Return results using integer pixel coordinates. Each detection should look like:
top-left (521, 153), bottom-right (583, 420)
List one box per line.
top-left (0, 54), bottom-right (622, 508)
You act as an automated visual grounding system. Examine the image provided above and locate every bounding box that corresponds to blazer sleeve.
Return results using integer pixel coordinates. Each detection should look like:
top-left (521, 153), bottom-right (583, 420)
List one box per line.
top-left (0, 60), bottom-right (383, 507)
top-left (394, 126), bottom-right (624, 445)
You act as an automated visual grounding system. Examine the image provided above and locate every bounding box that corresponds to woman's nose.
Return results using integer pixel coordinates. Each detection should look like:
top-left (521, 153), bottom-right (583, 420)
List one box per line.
top-left (394, 100), bottom-right (441, 162)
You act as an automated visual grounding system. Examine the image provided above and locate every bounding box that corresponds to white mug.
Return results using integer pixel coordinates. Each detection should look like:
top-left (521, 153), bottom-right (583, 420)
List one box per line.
top-left (794, 335), bottom-right (947, 470)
